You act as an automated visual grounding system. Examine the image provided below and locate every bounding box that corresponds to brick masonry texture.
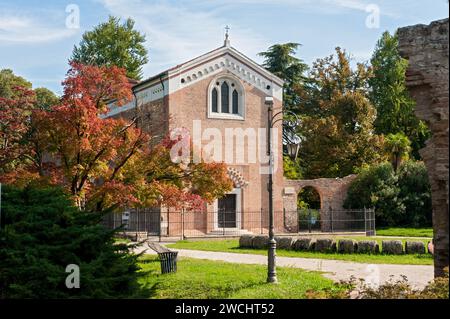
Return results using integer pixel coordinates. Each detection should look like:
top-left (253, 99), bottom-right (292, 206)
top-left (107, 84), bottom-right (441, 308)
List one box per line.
top-left (398, 18), bottom-right (449, 277)
top-left (112, 70), bottom-right (285, 235)
top-left (283, 175), bottom-right (357, 231)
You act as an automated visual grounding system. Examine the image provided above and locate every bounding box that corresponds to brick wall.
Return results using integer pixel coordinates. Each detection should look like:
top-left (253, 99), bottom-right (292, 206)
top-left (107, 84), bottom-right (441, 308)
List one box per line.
top-left (398, 18), bottom-right (449, 277)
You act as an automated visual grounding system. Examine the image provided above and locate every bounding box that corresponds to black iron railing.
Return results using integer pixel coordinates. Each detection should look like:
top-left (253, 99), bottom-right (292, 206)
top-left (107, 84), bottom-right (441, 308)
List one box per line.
top-left (101, 208), bottom-right (376, 240)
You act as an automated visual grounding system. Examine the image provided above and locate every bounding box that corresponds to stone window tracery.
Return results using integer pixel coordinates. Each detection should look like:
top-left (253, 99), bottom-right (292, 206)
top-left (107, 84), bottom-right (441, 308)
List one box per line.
top-left (208, 76), bottom-right (244, 120)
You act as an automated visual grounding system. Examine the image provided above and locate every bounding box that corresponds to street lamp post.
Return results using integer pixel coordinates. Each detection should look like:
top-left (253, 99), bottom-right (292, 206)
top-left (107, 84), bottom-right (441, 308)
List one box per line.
top-left (265, 96), bottom-right (300, 284)
top-left (265, 96), bottom-right (277, 283)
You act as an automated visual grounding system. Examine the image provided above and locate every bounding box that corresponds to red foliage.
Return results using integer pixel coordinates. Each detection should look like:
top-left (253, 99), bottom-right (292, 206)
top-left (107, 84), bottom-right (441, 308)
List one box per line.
top-left (0, 86), bottom-right (36, 171)
top-left (62, 61), bottom-right (132, 114)
top-left (1, 62), bottom-right (233, 212)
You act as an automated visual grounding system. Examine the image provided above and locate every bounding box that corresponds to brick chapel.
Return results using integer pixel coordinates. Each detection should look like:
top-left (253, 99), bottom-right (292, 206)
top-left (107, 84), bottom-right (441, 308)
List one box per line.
top-left (105, 34), bottom-right (286, 236)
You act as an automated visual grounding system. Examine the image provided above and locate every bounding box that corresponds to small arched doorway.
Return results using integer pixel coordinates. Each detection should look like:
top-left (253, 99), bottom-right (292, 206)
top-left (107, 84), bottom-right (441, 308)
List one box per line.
top-left (297, 186), bottom-right (321, 232)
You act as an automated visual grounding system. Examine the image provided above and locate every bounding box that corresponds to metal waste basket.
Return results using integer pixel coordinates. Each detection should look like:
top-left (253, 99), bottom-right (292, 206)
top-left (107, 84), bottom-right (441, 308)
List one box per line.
top-left (158, 251), bottom-right (178, 274)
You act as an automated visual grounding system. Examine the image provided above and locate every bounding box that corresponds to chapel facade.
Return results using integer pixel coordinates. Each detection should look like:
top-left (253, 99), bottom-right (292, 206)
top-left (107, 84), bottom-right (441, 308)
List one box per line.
top-left (105, 35), bottom-right (286, 236)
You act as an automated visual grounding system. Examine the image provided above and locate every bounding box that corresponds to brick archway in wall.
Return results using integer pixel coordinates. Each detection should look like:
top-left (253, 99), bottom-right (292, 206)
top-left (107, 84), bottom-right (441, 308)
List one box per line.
top-left (282, 175), bottom-right (357, 232)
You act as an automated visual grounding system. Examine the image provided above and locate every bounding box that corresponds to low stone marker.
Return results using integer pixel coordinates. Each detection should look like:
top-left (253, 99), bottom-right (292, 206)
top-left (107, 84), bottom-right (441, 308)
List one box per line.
top-left (274, 236), bottom-right (294, 250)
top-left (315, 238), bottom-right (336, 253)
top-left (292, 238), bottom-right (312, 251)
top-left (338, 239), bottom-right (356, 254)
top-left (356, 240), bottom-right (379, 254)
top-left (252, 235), bottom-right (269, 249)
top-left (239, 235), bottom-right (254, 248)
top-left (238, 235), bottom-right (420, 255)
top-left (382, 240), bottom-right (403, 255)
top-left (405, 241), bottom-right (426, 254)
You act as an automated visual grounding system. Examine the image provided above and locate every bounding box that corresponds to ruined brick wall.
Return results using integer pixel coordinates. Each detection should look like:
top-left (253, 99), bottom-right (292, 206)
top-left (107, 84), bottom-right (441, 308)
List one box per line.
top-left (398, 18), bottom-right (449, 277)
top-left (283, 175), bottom-right (357, 231)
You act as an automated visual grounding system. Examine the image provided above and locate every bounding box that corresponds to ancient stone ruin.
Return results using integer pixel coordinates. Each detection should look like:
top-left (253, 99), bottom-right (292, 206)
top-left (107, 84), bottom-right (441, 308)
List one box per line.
top-left (283, 175), bottom-right (357, 232)
top-left (398, 18), bottom-right (449, 277)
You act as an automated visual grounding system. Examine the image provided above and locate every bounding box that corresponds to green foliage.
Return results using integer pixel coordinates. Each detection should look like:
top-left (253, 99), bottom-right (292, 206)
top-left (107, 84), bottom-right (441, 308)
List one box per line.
top-left (297, 186), bottom-right (321, 209)
top-left (298, 48), bottom-right (384, 178)
top-left (71, 16), bottom-right (148, 80)
top-left (369, 31), bottom-right (430, 158)
top-left (397, 161), bottom-right (432, 227)
top-left (384, 132), bottom-right (411, 171)
top-left (0, 69), bottom-right (32, 98)
top-left (344, 161), bottom-right (431, 227)
top-left (34, 87), bottom-right (59, 110)
top-left (259, 43), bottom-right (308, 111)
top-left (283, 156), bottom-right (302, 179)
top-left (0, 185), bottom-right (146, 298)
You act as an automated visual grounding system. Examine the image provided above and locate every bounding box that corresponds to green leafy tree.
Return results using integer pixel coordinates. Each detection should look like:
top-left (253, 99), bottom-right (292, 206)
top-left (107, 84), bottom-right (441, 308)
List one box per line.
top-left (34, 87), bottom-right (59, 110)
top-left (344, 162), bottom-right (403, 226)
top-left (298, 47), bottom-right (384, 178)
top-left (259, 43), bottom-right (308, 111)
top-left (397, 161), bottom-right (432, 227)
top-left (283, 156), bottom-right (302, 180)
top-left (71, 16), bottom-right (148, 80)
top-left (0, 69), bottom-right (32, 98)
top-left (344, 161), bottom-right (432, 227)
top-left (297, 186), bottom-right (321, 209)
top-left (384, 132), bottom-right (412, 172)
top-left (0, 185), bottom-right (147, 298)
top-left (369, 31), bottom-right (430, 158)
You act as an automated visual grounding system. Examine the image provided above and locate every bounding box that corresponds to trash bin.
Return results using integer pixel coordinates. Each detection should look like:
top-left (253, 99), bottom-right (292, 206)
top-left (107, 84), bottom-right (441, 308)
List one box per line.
top-left (158, 251), bottom-right (178, 274)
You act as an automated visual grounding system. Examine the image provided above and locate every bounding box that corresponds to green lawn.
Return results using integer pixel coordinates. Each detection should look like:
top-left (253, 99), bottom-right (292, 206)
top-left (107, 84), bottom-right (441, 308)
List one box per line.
top-left (167, 239), bottom-right (433, 265)
top-left (376, 227), bottom-right (433, 238)
top-left (137, 256), bottom-right (339, 299)
top-left (114, 237), bottom-right (131, 244)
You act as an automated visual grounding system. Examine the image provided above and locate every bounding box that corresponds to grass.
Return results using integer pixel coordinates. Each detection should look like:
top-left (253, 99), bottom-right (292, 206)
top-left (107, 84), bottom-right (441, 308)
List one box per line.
top-left (137, 256), bottom-right (339, 299)
top-left (114, 237), bottom-right (131, 244)
top-left (167, 239), bottom-right (433, 265)
top-left (376, 227), bottom-right (433, 238)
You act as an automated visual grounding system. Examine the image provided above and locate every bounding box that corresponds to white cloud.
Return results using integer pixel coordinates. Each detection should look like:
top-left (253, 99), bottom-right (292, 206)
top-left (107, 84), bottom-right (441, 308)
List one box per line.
top-left (0, 12), bottom-right (78, 44)
top-left (98, 0), bottom-right (268, 77)
top-left (97, 0), bottom-right (398, 78)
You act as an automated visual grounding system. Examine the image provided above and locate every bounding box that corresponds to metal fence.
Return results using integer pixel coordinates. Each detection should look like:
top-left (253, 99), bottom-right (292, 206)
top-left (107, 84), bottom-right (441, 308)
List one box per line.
top-left (102, 207), bottom-right (375, 239)
top-left (296, 208), bottom-right (376, 235)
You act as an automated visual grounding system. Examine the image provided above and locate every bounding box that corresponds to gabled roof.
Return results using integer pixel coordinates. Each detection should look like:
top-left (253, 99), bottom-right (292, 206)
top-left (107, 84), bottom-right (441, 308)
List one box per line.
top-left (133, 42), bottom-right (284, 92)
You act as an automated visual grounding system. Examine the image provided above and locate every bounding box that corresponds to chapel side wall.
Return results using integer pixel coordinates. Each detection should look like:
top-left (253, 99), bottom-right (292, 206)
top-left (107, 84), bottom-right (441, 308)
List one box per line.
top-left (108, 96), bottom-right (169, 142)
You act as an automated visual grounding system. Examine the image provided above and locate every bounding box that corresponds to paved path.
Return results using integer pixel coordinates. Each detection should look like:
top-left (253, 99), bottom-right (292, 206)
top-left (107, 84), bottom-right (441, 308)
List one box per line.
top-left (136, 245), bottom-right (434, 289)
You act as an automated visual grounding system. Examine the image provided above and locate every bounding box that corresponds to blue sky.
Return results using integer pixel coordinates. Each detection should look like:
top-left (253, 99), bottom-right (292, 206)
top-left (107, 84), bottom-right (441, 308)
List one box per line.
top-left (0, 0), bottom-right (448, 95)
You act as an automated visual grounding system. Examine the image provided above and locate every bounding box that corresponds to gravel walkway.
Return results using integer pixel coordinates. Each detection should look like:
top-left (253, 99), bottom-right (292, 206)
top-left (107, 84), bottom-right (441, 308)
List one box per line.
top-left (135, 245), bottom-right (434, 289)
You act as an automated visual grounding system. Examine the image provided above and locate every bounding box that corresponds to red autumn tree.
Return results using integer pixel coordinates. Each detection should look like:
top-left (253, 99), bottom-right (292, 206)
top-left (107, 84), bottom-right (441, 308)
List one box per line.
top-left (0, 86), bottom-right (36, 176)
top-left (1, 62), bottom-right (232, 211)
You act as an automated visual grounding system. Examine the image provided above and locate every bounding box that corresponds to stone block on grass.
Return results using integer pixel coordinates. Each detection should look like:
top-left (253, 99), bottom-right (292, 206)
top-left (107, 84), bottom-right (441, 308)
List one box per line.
top-left (315, 238), bottom-right (335, 253)
top-left (338, 239), bottom-right (356, 254)
top-left (405, 241), bottom-right (426, 254)
top-left (293, 238), bottom-right (312, 251)
top-left (252, 235), bottom-right (269, 249)
top-left (382, 240), bottom-right (403, 255)
top-left (275, 236), bottom-right (294, 250)
top-left (308, 240), bottom-right (316, 251)
top-left (356, 240), bottom-right (379, 254)
top-left (239, 235), bottom-right (254, 248)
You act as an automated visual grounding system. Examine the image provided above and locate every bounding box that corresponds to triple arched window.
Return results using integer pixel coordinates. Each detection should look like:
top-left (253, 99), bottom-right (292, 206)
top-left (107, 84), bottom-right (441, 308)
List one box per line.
top-left (209, 77), bottom-right (244, 119)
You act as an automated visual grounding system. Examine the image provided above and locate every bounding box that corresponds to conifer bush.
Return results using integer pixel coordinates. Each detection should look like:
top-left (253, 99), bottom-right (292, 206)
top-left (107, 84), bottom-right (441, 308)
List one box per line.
top-left (0, 185), bottom-right (146, 298)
